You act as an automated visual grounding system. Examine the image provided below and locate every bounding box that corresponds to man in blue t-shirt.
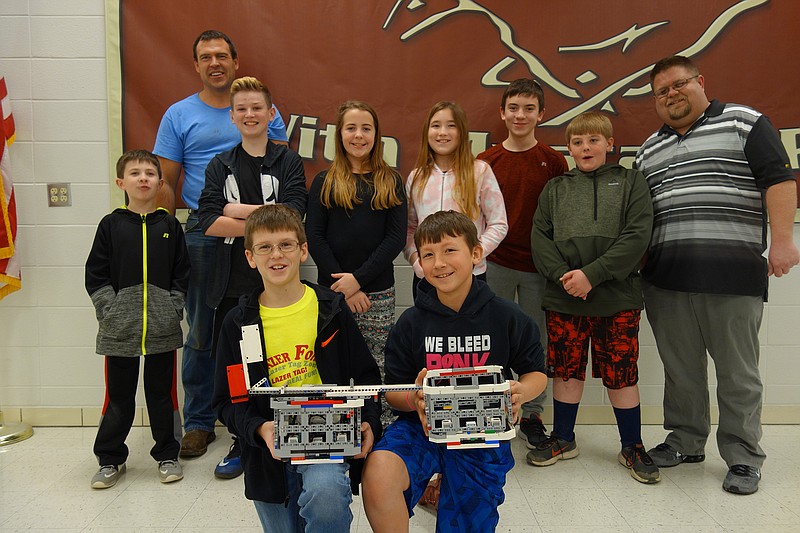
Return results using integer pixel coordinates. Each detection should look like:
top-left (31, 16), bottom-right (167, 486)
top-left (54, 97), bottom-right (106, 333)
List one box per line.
top-left (153, 29), bottom-right (288, 479)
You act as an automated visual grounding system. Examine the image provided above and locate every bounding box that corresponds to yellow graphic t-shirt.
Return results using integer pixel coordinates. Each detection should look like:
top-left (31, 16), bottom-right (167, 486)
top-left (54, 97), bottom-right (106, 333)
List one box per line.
top-left (260, 286), bottom-right (322, 388)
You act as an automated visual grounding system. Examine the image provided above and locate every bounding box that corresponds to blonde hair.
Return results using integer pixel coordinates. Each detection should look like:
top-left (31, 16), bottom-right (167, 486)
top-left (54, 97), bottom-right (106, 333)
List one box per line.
top-left (319, 100), bottom-right (402, 211)
top-left (410, 102), bottom-right (478, 220)
top-left (229, 76), bottom-right (272, 108)
top-left (565, 111), bottom-right (613, 142)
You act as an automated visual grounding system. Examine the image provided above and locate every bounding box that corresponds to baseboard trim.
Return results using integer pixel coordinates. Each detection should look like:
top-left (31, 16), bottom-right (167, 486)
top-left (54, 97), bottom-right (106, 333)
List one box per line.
top-left (2, 405), bottom-right (799, 426)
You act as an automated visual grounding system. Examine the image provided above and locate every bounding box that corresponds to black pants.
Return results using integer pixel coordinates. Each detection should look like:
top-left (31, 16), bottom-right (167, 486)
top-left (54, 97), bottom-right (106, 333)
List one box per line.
top-left (93, 351), bottom-right (181, 465)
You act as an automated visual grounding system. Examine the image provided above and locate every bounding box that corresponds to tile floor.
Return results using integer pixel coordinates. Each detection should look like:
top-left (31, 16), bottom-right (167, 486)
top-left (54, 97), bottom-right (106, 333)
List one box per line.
top-left (0, 424), bottom-right (798, 532)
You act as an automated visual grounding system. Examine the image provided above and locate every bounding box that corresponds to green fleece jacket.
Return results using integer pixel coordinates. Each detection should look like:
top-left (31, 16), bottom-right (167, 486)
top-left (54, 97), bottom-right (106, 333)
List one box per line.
top-left (531, 163), bottom-right (653, 317)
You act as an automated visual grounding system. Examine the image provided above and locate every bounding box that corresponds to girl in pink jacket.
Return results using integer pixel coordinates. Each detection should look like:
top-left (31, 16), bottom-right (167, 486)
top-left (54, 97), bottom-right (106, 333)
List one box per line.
top-left (405, 101), bottom-right (508, 285)
top-left (403, 102), bottom-right (509, 507)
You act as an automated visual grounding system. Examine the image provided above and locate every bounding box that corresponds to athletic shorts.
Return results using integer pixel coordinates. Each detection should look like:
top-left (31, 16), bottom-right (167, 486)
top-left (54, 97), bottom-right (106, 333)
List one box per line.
top-left (545, 309), bottom-right (640, 389)
top-left (372, 416), bottom-right (514, 533)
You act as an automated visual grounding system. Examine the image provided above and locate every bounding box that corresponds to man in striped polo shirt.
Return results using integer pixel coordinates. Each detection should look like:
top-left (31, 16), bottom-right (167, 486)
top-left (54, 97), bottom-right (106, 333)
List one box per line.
top-left (635, 55), bottom-right (798, 495)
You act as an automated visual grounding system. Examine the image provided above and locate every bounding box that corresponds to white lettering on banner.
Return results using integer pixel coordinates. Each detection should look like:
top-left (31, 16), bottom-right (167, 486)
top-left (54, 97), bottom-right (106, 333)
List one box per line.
top-left (286, 114), bottom-right (491, 168)
top-left (780, 128), bottom-right (800, 170)
top-left (288, 115), bottom-right (800, 173)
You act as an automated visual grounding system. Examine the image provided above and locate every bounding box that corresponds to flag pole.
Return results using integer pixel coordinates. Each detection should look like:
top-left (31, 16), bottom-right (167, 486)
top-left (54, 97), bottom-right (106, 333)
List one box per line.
top-left (0, 409), bottom-right (33, 446)
top-left (0, 76), bottom-right (30, 444)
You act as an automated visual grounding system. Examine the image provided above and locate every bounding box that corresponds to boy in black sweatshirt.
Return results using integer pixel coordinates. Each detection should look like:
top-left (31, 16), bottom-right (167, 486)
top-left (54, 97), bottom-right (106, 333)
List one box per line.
top-left (86, 149), bottom-right (190, 488)
top-left (362, 210), bottom-right (547, 533)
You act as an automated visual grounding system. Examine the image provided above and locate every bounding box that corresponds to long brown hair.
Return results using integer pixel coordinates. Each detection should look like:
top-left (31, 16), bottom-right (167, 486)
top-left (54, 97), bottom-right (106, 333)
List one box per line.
top-left (320, 101), bottom-right (402, 210)
top-left (409, 101), bottom-right (478, 220)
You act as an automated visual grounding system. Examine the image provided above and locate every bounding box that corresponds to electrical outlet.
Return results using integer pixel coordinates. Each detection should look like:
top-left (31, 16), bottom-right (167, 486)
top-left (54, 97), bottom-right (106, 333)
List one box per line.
top-left (47, 183), bottom-right (71, 207)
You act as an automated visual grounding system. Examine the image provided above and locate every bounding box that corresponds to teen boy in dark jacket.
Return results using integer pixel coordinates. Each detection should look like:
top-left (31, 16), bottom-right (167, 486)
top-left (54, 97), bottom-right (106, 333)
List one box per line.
top-left (198, 77), bottom-right (307, 478)
top-left (199, 139), bottom-right (307, 310)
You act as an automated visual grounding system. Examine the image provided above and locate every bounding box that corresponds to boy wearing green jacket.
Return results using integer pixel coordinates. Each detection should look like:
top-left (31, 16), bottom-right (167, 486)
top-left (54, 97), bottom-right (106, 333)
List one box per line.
top-left (528, 112), bottom-right (660, 484)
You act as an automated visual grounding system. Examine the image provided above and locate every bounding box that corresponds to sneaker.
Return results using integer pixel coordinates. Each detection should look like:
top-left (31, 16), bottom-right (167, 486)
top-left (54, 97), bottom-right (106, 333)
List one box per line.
top-left (619, 444), bottom-right (661, 484)
top-left (526, 434), bottom-right (579, 466)
top-left (179, 429), bottom-right (216, 458)
top-left (518, 415), bottom-right (548, 449)
top-left (158, 459), bottom-right (184, 483)
top-left (91, 463), bottom-right (125, 489)
top-left (647, 442), bottom-right (705, 468)
top-left (214, 438), bottom-right (244, 480)
top-left (722, 464), bottom-right (761, 495)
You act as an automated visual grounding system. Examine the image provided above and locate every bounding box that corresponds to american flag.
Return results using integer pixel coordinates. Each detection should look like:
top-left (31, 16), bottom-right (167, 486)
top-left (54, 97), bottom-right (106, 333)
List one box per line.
top-left (0, 75), bottom-right (21, 300)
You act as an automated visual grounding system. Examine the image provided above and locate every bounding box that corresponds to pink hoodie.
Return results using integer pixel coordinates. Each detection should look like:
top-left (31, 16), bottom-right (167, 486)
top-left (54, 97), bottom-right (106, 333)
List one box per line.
top-left (404, 159), bottom-right (508, 277)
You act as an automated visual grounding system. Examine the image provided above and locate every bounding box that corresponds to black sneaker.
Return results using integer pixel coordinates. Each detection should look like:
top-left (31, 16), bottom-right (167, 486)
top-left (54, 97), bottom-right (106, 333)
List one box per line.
top-left (214, 438), bottom-right (243, 480)
top-left (722, 464), bottom-right (760, 495)
top-left (518, 415), bottom-right (548, 449)
top-left (619, 444), bottom-right (661, 484)
top-left (647, 442), bottom-right (705, 467)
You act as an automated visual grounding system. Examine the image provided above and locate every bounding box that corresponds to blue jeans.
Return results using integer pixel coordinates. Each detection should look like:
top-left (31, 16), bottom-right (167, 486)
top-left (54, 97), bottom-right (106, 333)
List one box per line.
top-left (181, 213), bottom-right (217, 432)
top-left (253, 462), bottom-right (352, 533)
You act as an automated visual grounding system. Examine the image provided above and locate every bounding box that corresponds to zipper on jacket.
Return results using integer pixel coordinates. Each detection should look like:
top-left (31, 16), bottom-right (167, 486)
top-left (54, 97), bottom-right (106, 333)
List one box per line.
top-left (592, 172), bottom-right (598, 222)
top-left (317, 297), bottom-right (341, 335)
top-left (440, 171), bottom-right (445, 212)
top-left (141, 213), bottom-right (148, 355)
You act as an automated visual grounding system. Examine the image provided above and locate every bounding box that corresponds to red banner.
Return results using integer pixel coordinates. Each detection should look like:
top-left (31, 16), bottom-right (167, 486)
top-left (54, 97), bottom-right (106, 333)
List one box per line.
top-left (120, 1), bottom-right (800, 203)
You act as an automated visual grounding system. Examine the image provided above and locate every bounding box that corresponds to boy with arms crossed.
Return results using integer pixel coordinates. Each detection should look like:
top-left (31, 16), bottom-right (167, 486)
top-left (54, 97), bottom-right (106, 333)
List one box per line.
top-left (362, 210), bottom-right (547, 533)
top-left (198, 76), bottom-right (307, 478)
top-left (198, 75), bottom-right (307, 381)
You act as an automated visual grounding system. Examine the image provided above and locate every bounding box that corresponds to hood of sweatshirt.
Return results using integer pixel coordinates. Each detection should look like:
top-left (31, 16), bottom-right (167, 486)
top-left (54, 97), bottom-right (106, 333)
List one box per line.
top-left (413, 276), bottom-right (496, 317)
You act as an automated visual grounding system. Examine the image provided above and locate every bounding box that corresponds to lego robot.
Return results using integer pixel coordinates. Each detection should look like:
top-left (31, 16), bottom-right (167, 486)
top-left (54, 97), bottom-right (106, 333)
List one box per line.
top-left (231, 324), bottom-right (515, 462)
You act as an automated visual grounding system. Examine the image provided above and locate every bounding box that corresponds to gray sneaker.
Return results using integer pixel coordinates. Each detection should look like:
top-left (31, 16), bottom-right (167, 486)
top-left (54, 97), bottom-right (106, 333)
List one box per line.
top-left (619, 444), bottom-right (661, 484)
top-left (158, 459), bottom-right (184, 484)
top-left (722, 464), bottom-right (760, 495)
top-left (91, 463), bottom-right (125, 489)
top-left (647, 442), bottom-right (705, 467)
top-left (526, 435), bottom-right (579, 466)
